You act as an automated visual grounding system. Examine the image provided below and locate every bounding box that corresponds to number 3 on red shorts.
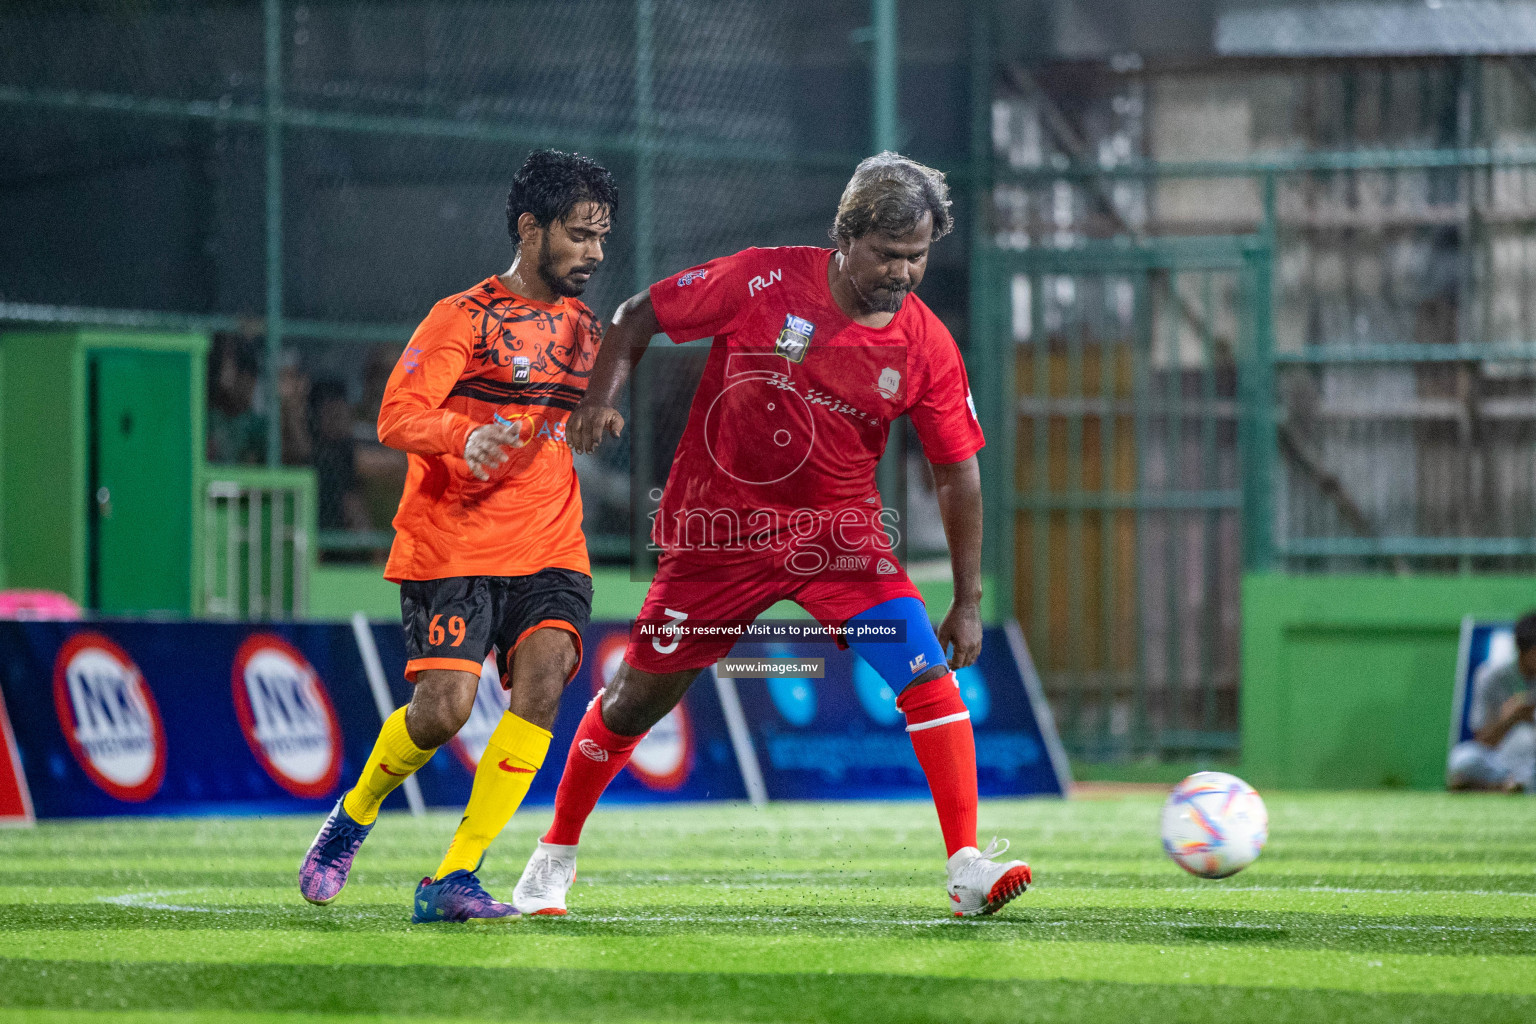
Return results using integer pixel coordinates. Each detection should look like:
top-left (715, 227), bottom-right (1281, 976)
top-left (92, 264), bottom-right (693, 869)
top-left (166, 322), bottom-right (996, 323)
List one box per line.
top-left (652, 608), bottom-right (688, 655)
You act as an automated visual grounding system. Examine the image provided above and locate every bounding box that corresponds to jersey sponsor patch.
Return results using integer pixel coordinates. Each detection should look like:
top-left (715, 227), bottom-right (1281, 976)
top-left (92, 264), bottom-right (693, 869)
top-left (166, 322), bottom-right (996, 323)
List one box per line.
top-left (775, 314), bottom-right (815, 363)
top-left (678, 268), bottom-right (708, 286)
top-left (512, 355), bottom-right (531, 384)
top-left (876, 558), bottom-right (899, 575)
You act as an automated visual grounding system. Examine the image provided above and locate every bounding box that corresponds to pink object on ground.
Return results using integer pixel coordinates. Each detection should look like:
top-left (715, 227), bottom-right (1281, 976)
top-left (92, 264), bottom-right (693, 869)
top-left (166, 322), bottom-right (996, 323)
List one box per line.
top-left (0, 590), bottom-right (83, 621)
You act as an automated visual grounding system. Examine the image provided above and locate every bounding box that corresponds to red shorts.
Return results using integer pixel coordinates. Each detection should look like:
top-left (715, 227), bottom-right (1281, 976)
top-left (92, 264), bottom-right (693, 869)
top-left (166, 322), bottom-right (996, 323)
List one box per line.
top-left (623, 545), bottom-right (923, 674)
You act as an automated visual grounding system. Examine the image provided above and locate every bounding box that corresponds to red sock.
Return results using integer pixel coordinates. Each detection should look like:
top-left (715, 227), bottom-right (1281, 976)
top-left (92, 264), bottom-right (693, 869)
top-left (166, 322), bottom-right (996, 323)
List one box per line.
top-left (897, 674), bottom-right (979, 858)
top-left (542, 694), bottom-right (645, 846)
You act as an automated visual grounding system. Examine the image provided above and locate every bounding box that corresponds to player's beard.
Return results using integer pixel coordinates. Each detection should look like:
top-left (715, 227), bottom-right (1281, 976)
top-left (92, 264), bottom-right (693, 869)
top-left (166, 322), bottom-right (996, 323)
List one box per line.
top-left (537, 234), bottom-right (597, 297)
top-left (851, 275), bottom-right (909, 314)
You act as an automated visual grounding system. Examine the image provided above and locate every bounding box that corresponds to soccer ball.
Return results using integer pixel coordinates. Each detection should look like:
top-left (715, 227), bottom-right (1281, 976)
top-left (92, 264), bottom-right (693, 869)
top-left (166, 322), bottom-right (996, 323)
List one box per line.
top-left (1160, 771), bottom-right (1268, 879)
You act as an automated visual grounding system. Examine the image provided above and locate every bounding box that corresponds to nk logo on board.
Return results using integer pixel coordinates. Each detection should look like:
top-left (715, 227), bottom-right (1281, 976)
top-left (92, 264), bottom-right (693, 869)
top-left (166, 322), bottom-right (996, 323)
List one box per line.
top-left (51, 632), bottom-right (166, 802)
top-left (231, 634), bottom-right (342, 799)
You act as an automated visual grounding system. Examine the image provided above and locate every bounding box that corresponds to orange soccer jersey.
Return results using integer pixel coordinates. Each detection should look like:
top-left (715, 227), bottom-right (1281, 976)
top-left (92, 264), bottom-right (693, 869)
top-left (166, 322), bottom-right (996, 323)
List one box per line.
top-left (379, 276), bottom-right (601, 582)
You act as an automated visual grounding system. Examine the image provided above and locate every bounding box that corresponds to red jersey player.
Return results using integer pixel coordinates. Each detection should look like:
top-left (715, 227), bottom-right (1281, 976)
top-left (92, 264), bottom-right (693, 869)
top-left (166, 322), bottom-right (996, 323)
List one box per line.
top-left (512, 153), bottom-right (1031, 918)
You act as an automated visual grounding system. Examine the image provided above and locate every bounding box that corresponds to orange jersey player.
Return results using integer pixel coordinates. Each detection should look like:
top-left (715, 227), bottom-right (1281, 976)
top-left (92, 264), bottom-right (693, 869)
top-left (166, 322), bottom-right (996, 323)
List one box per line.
top-left (378, 261), bottom-right (602, 591)
top-left (300, 149), bottom-right (618, 924)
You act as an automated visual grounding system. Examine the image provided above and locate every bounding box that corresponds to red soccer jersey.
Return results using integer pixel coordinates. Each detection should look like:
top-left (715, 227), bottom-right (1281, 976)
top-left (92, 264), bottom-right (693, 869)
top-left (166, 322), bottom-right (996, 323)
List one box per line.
top-left (647, 245), bottom-right (983, 554)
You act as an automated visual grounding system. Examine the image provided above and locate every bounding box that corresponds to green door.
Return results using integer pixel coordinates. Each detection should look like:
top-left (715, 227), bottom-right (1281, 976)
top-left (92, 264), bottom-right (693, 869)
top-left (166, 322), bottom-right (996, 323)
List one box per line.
top-left (90, 350), bottom-right (194, 614)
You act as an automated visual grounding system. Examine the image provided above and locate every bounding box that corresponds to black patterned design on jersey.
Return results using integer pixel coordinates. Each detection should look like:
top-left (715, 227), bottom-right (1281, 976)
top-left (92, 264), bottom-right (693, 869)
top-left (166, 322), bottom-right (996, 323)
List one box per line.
top-left (453, 285), bottom-right (601, 382)
top-left (449, 378), bottom-right (585, 411)
top-left (542, 304), bottom-right (603, 378)
top-left (460, 285), bottom-right (569, 368)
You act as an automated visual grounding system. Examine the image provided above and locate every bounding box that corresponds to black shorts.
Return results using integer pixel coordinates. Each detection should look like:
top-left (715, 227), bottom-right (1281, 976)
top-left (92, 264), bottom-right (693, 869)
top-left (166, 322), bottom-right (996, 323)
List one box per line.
top-left (399, 568), bottom-right (593, 686)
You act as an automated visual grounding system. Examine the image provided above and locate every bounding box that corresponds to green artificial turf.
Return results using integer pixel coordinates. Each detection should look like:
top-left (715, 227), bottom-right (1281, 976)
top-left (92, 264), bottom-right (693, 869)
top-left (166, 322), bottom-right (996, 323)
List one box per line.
top-left (1, 792), bottom-right (1533, 1023)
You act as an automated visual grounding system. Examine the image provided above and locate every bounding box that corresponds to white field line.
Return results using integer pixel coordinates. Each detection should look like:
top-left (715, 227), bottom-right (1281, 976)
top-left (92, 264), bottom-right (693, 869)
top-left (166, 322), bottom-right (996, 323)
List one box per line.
top-left (1177, 884), bottom-right (1536, 899)
top-left (91, 892), bottom-right (1536, 933)
top-left (598, 879), bottom-right (1536, 900)
top-left (90, 877), bottom-right (1536, 900)
top-left (96, 890), bottom-right (367, 920)
top-left (560, 915), bottom-right (1536, 932)
top-left (92, 881), bottom-right (1536, 900)
top-left (98, 891), bottom-right (249, 914)
top-left (549, 874), bottom-right (1536, 899)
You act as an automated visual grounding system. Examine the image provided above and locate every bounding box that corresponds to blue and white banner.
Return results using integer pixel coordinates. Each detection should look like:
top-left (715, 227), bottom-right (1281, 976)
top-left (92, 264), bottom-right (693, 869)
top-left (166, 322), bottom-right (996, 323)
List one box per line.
top-left (392, 623), bottom-right (751, 810)
top-left (0, 619), bottom-right (751, 818)
top-left (0, 621), bottom-right (381, 818)
top-left (0, 617), bottom-right (1065, 817)
top-left (725, 623), bottom-right (1070, 800)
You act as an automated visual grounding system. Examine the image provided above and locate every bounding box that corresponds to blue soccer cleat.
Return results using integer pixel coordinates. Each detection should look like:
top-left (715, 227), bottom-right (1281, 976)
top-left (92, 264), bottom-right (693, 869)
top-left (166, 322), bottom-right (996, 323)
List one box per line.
top-left (299, 797), bottom-right (373, 906)
top-left (411, 869), bottom-right (522, 924)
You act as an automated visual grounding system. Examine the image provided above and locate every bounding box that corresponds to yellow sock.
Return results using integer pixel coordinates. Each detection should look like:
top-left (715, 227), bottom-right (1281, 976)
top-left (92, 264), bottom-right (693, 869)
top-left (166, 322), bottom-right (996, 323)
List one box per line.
top-left (434, 712), bottom-right (551, 879)
top-left (342, 707), bottom-right (434, 826)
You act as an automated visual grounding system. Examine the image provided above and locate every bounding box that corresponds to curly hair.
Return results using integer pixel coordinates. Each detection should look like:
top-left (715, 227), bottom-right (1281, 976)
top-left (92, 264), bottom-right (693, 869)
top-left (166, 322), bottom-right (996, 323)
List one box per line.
top-left (829, 151), bottom-right (953, 243)
top-left (506, 149), bottom-right (619, 244)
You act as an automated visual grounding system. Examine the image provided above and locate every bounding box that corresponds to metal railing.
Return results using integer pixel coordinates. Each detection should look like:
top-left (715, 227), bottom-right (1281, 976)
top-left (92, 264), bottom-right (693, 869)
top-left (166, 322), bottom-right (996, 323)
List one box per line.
top-left (985, 146), bottom-right (1536, 567)
top-left (202, 468), bottom-right (316, 619)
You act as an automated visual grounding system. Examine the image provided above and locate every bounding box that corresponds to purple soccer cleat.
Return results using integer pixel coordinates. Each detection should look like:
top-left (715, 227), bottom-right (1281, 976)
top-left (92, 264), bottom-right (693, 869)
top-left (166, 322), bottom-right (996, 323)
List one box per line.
top-left (411, 869), bottom-right (521, 924)
top-left (299, 798), bottom-right (373, 905)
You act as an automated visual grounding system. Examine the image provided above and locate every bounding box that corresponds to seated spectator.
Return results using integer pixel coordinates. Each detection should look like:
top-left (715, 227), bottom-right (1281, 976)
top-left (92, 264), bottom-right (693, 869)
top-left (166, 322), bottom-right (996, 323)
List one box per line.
top-left (207, 334), bottom-right (267, 464)
top-left (310, 379), bottom-right (369, 531)
top-left (307, 377), bottom-right (406, 537)
top-left (278, 350), bottom-right (315, 466)
top-left (1449, 612), bottom-right (1536, 793)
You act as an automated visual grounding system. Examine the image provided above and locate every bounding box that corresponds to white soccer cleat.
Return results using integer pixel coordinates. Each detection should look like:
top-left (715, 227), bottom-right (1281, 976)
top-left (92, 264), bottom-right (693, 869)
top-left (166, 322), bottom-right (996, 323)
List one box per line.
top-left (512, 840), bottom-right (578, 916)
top-left (946, 837), bottom-right (1031, 917)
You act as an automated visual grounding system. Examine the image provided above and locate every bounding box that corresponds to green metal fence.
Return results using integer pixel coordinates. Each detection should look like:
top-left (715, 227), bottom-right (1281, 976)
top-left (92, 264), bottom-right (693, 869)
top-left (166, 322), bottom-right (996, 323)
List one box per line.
top-left (968, 47), bottom-right (1536, 757)
top-left (0, 0), bottom-right (939, 566)
top-left (976, 235), bottom-right (1271, 758)
top-left (977, 148), bottom-right (1536, 757)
